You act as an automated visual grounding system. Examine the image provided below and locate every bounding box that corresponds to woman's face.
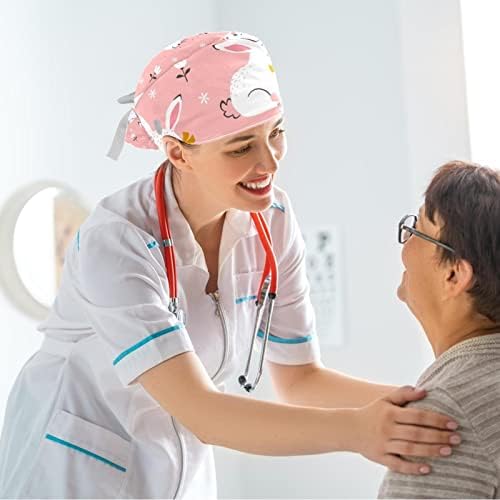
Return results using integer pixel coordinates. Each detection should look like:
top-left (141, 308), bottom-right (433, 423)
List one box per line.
top-left (397, 205), bottom-right (445, 321)
top-left (173, 115), bottom-right (287, 213)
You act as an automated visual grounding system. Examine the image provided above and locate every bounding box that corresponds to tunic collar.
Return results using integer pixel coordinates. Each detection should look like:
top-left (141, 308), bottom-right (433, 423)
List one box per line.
top-left (155, 161), bottom-right (258, 270)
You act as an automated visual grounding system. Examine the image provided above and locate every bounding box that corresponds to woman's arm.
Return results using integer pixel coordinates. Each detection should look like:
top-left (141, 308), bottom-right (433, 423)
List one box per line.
top-left (138, 351), bottom-right (460, 474)
top-left (378, 389), bottom-right (496, 498)
top-left (268, 361), bottom-right (396, 408)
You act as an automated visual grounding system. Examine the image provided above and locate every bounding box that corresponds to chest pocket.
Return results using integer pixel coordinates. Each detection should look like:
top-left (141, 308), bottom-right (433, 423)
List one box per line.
top-left (234, 270), bottom-right (264, 307)
top-left (233, 270), bottom-right (266, 343)
top-left (19, 409), bottom-right (131, 498)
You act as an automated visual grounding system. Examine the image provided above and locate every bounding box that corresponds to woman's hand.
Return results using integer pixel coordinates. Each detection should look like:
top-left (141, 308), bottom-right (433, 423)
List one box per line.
top-left (351, 385), bottom-right (460, 475)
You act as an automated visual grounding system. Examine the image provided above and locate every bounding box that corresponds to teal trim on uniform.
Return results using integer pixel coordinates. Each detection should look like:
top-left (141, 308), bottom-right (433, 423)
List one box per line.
top-left (45, 434), bottom-right (127, 472)
top-left (76, 230), bottom-right (80, 251)
top-left (147, 239), bottom-right (172, 249)
top-left (235, 295), bottom-right (257, 304)
top-left (257, 329), bottom-right (312, 344)
top-left (270, 201), bottom-right (285, 213)
top-left (113, 323), bottom-right (184, 365)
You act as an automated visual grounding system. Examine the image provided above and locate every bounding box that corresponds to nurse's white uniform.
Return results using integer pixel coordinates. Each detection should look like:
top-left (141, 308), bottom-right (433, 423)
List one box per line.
top-left (0, 163), bottom-right (321, 499)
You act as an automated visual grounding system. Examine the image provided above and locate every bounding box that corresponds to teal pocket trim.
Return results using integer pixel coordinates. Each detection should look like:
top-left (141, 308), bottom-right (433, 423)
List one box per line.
top-left (257, 329), bottom-right (312, 344)
top-left (147, 240), bottom-right (158, 249)
top-left (45, 434), bottom-right (126, 472)
top-left (235, 295), bottom-right (257, 304)
top-left (113, 323), bottom-right (183, 365)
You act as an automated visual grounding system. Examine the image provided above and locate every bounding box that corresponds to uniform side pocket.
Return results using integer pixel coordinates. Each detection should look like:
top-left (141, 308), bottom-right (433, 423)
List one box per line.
top-left (19, 409), bottom-right (131, 498)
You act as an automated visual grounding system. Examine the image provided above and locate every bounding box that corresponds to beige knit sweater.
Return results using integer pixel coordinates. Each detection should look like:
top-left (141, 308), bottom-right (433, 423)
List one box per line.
top-left (379, 333), bottom-right (500, 499)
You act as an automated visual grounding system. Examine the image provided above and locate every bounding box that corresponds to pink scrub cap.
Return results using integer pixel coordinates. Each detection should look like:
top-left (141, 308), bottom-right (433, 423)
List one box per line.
top-left (107, 31), bottom-right (283, 160)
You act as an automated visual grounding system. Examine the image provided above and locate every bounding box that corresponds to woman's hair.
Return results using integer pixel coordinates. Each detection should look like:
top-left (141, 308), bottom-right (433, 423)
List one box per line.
top-left (424, 160), bottom-right (500, 322)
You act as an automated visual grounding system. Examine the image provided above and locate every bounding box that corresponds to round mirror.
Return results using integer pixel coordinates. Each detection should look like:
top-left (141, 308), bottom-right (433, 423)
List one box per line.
top-left (0, 182), bottom-right (90, 320)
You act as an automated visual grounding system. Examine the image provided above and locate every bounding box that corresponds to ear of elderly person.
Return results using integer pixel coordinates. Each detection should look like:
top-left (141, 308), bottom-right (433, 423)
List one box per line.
top-left (379, 161), bottom-right (500, 499)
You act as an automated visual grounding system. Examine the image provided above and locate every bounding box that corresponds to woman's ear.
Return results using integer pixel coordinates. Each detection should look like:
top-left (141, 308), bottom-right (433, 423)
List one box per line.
top-left (164, 138), bottom-right (193, 172)
top-left (445, 258), bottom-right (474, 297)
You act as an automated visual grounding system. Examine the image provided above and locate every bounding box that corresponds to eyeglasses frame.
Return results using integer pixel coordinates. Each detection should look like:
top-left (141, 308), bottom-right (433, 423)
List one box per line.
top-left (398, 214), bottom-right (456, 254)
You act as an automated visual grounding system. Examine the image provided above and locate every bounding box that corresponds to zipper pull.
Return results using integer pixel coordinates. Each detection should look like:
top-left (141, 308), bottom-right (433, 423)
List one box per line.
top-left (210, 291), bottom-right (220, 316)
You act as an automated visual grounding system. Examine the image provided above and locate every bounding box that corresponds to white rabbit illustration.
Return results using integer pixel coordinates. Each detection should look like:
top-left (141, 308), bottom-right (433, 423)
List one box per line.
top-left (214, 35), bottom-right (280, 117)
top-left (136, 94), bottom-right (182, 148)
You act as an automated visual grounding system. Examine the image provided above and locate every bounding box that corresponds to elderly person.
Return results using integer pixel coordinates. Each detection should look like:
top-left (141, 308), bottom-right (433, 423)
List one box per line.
top-left (379, 160), bottom-right (500, 498)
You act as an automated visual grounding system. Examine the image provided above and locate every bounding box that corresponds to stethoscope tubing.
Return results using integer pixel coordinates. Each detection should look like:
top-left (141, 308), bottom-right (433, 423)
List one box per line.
top-left (251, 212), bottom-right (278, 297)
top-left (154, 165), bottom-right (177, 301)
top-left (154, 163), bottom-right (279, 391)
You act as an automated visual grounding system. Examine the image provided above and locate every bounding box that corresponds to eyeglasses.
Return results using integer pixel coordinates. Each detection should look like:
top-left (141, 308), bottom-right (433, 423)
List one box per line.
top-left (398, 214), bottom-right (456, 254)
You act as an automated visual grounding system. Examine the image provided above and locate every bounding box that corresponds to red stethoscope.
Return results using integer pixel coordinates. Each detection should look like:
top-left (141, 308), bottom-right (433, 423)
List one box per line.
top-left (154, 163), bottom-right (278, 392)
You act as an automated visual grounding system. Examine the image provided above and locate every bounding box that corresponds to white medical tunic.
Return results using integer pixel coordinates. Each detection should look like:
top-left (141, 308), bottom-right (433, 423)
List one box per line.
top-left (0, 163), bottom-right (321, 499)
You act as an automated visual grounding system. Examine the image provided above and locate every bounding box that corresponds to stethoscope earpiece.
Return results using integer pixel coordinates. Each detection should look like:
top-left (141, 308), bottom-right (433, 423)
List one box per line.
top-left (238, 375), bottom-right (254, 393)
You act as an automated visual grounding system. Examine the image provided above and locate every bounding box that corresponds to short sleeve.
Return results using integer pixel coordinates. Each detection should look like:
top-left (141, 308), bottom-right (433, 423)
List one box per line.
top-left (77, 222), bottom-right (194, 387)
top-left (378, 388), bottom-right (498, 499)
top-left (261, 195), bottom-right (321, 365)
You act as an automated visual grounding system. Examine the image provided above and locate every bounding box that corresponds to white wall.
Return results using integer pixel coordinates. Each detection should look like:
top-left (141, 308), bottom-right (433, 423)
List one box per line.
top-left (399, 0), bottom-right (471, 208)
top-left (0, 1), bottom-right (470, 498)
top-left (461, 0), bottom-right (500, 165)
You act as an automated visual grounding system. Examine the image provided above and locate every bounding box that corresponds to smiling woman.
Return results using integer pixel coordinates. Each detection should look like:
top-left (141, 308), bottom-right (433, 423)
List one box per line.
top-left (0, 31), bottom-right (463, 499)
top-left (164, 116), bottom-right (286, 218)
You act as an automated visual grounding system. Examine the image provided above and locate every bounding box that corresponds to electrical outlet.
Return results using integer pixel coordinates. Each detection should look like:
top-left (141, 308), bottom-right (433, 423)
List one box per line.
top-left (302, 226), bottom-right (343, 347)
